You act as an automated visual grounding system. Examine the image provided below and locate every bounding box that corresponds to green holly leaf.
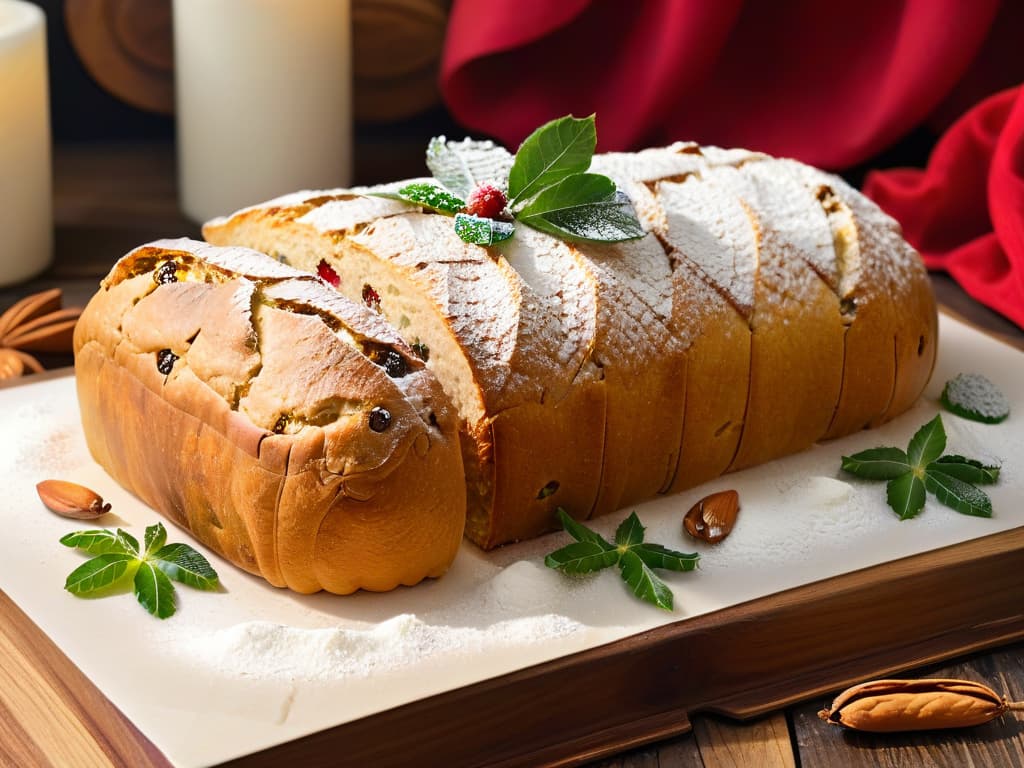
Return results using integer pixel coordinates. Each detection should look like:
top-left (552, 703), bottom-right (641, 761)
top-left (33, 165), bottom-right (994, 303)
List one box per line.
top-left (64, 553), bottom-right (137, 594)
top-left (153, 543), bottom-right (220, 590)
top-left (394, 182), bottom-right (466, 215)
top-left (516, 175), bottom-right (645, 243)
top-left (886, 472), bottom-right (926, 520)
top-left (632, 543), bottom-right (699, 573)
top-left (453, 213), bottom-right (515, 246)
top-left (941, 373), bottom-right (1010, 424)
top-left (59, 529), bottom-right (132, 556)
top-left (614, 511), bottom-right (645, 547)
top-left (426, 136), bottom-right (513, 199)
top-left (507, 114), bottom-right (597, 206)
top-left (618, 550), bottom-right (674, 611)
top-left (554, 507), bottom-right (614, 550)
top-left (840, 447), bottom-right (911, 480)
top-left (544, 541), bottom-right (620, 574)
top-left (907, 414), bottom-right (947, 468)
top-left (931, 455), bottom-right (1000, 485)
top-left (923, 469), bottom-right (993, 518)
top-left (143, 522), bottom-right (167, 558)
top-left (134, 561), bottom-right (177, 619)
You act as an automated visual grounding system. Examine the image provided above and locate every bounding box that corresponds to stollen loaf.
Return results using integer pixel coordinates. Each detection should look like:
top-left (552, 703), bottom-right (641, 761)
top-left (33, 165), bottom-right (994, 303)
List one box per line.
top-left (203, 142), bottom-right (938, 550)
top-left (73, 239), bottom-right (465, 594)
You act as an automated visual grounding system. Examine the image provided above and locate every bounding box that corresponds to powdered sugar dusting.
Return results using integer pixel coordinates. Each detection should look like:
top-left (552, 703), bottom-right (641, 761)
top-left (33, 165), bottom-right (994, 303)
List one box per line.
top-left (655, 173), bottom-right (759, 316)
top-left (186, 613), bottom-right (582, 683)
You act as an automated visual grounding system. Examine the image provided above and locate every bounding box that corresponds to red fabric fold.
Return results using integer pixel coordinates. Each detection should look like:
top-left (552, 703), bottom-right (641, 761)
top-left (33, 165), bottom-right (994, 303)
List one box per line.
top-left (440, 0), bottom-right (998, 167)
top-left (864, 87), bottom-right (1024, 328)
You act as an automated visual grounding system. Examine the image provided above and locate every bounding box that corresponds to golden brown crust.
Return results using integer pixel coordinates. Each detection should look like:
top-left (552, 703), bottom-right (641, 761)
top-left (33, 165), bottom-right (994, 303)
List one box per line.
top-left (203, 146), bottom-right (938, 552)
top-left (73, 239), bottom-right (465, 594)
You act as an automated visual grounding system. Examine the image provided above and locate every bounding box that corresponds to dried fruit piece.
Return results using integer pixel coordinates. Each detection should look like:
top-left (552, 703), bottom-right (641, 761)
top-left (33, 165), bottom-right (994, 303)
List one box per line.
top-left (819, 678), bottom-right (1023, 732)
top-left (411, 341), bottom-right (430, 362)
top-left (156, 348), bottom-right (178, 375)
top-left (317, 259), bottom-right (340, 288)
top-left (364, 344), bottom-right (408, 378)
top-left (37, 480), bottom-right (112, 519)
top-left (362, 283), bottom-right (381, 312)
top-left (683, 490), bottom-right (739, 543)
top-left (941, 373), bottom-right (1010, 423)
top-left (154, 261), bottom-right (178, 284)
top-left (368, 406), bottom-right (392, 433)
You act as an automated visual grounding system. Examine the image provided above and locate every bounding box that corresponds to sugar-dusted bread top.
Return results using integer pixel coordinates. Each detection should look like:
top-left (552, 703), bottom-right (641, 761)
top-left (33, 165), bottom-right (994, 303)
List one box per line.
top-left (203, 144), bottom-right (937, 547)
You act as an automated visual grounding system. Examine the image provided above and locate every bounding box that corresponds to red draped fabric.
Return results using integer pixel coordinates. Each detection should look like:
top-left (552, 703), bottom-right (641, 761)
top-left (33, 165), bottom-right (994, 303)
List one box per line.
top-left (440, 0), bottom-right (1024, 326)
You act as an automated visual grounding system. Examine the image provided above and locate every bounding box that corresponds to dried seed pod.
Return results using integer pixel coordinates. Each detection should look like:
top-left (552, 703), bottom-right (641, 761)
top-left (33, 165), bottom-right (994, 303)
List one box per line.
top-left (818, 678), bottom-right (1023, 732)
top-left (683, 490), bottom-right (739, 543)
top-left (36, 480), bottom-right (112, 520)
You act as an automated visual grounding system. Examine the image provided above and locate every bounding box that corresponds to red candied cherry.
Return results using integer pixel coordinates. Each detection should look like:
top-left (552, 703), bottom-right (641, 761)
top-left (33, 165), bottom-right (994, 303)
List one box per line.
top-left (317, 259), bottom-right (340, 288)
top-left (464, 184), bottom-right (508, 220)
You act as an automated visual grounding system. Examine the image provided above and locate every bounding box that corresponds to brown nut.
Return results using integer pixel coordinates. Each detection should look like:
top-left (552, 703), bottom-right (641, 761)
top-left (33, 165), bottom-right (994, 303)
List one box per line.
top-left (36, 479), bottom-right (112, 520)
top-left (818, 678), bottom-right (1011, 732)
top-left (683, 490), bottom-right (739, 543)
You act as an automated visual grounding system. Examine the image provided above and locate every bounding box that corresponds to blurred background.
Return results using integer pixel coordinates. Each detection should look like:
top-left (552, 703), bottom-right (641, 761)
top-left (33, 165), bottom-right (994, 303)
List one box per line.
top-left (1, 0), bottom-right (1022, 377)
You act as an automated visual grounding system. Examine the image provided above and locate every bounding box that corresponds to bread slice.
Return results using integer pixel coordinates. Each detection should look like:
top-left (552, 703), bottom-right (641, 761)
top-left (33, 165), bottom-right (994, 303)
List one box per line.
top-left (204, 145), bottom-right (937, 549)
top-left (74, 238), bottom-right (465, 593)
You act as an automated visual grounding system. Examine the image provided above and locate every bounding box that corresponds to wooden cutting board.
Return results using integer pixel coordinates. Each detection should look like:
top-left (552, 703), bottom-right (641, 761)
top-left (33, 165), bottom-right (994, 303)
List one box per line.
top-left (1, 312), bottom-right (1022, 767)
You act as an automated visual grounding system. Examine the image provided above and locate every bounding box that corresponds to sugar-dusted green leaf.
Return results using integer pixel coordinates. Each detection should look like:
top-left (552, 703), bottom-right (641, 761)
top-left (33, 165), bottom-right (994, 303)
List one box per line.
top-left (60, 529), bottom-right (131, 556)
top-left (614, 511), bottom-right (645, 547)
top-left (544, 541), bottom-right (620, 574)
top-left (618, 550), bottom-right (673, 611)
top-left (941, 373), bottom-right (1010, 424)
top-left (144, 522), bottom-right (167, 558)
top-left (116, 528), bottom-right (140, 557)
top-left (555, 507), bottom-right (614, 550)
top-left (931, 455), bottom-right (1000, 485)
top-left (426, 136), bottom-right (513, 199)
top-left (153, 543), bottom-right (220, 590)
top-left (517, 177), bottom-right (644, 243)
top-left (886, 472), bottom-right (926, 520)
top-left (453, 213), bottom-right (515, 246)
top-left (633, 543), bottom-right (699, 573)
top-left (134, 561), bottom-right (176, 619)
top-left (395, 182), bottom-right (465, 215)
top-left (840, 447), bottom-right (911, 480)
top-left (64, 553), bottom-right (136, 594)
top-left (924, 469), bottom-right (993, 518)
top-left (907, 414), bottom-right (946, 468)
top-left (508, 115), bottom-right (596, 205)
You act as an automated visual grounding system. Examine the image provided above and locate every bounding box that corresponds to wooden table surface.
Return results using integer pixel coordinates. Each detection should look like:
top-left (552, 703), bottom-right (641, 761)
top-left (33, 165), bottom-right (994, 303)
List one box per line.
top-left (1, 143), bottom-right (1022, 768)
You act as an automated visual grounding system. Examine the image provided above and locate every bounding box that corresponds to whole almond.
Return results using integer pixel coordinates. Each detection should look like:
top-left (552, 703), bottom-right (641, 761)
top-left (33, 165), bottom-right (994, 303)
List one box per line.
top-left (683, 490), bottom-right (739, 543)
top-left (37, 480), bottom-right (112, 519)
top-left (818, 678), bottom-right (1019, 732)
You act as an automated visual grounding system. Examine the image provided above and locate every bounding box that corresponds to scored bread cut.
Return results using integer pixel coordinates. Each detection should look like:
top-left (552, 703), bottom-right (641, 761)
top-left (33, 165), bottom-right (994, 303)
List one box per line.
top-left (74, 238), bottom-right (465, 593)
top-left (195, 145), bottom-right (938, 552)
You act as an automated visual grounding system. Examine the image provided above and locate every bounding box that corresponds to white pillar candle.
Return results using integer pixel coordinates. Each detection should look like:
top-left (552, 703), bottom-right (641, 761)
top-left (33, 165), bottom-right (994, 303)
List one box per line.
top-left (174, 0), bottom-right (353, 223)
top-left (0, 0), bottom-right (51, 286)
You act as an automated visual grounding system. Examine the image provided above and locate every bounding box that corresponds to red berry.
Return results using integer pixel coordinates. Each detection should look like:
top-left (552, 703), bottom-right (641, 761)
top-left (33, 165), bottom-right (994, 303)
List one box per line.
top-left (317, 259), bottom-right (340, 288)
top-left (465, 184), bottom-right (507, 220)
top-left (362, 283), bottom-right (381, 312)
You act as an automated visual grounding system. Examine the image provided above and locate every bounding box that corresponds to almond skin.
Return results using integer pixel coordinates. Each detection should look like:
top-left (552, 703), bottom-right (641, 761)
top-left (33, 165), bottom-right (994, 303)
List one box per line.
top-left (683, 489), bottom-right (739, 543)
top-left (36, 480), bottom-right (111, 519)
top-left (818, 678), bottom-right (1011, 732)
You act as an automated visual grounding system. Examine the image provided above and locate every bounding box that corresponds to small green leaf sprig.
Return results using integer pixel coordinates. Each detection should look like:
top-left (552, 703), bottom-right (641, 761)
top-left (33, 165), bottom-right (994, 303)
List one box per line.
top-left (61, 523), bottom-right (219, 619)
top-left (544, 508), bottom-right (698, 611)
top-left (375, 115), bottom-right (645, 246)
top-left (841, 414), bottom-right (1000, 520)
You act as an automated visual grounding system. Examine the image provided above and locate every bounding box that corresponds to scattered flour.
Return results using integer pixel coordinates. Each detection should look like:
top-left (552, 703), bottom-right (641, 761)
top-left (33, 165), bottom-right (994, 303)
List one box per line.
top-left (188, 612), bottom-right (581, 683)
